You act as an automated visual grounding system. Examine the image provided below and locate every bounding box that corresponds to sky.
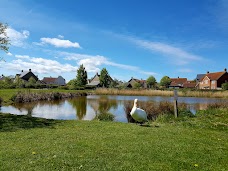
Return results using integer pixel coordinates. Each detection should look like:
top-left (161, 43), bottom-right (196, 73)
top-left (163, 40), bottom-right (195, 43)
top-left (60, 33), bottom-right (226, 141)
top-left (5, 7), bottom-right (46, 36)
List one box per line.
top-left (0, 0), bottom-right (228, 83)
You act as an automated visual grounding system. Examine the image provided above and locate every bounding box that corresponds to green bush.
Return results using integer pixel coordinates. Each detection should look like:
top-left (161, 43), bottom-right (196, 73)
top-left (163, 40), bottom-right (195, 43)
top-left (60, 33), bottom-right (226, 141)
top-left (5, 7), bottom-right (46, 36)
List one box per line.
top-left (222, 82), bottom-right (228, 90)
top-left (94, 112), bottom-right (115, 121)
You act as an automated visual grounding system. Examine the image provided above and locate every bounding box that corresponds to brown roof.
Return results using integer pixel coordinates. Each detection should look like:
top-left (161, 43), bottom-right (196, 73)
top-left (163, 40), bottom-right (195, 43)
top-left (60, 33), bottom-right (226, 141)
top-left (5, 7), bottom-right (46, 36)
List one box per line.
top-left (201, 71), bottom-right (226, 81)
top-left (42, 77), bottom-right (57, 83)
top-left (170, 78), bottom-right (187, 84)
top-left (183, 81), bottom-right (196, 88)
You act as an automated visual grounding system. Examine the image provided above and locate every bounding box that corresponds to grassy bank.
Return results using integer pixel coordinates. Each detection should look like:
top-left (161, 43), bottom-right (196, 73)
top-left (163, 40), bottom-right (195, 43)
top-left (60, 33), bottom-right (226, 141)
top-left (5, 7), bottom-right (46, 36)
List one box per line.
top-left (0, 89), bottom-right (90, 105)
top-left (1, 88), bottom-right (228, 105)
top-left (94, 88), bottom-right (228, 98)
top-left (0, 108), bottom-right (227, 171)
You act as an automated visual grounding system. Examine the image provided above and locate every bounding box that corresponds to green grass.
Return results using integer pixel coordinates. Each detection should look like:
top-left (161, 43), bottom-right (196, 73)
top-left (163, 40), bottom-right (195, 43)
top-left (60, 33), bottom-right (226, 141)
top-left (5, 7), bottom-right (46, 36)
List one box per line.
top-left (0, 109), bottom-right (227, 171)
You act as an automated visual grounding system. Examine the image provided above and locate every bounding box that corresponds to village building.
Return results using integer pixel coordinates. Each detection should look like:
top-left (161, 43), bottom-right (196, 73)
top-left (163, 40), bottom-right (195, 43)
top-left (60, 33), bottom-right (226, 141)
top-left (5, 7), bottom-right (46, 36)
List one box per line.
top-left (42, 76), bottom-right (66, 86)
top-left (126, 77), bottom-right (147, 88)
top-left (86, 73), bottom-right (113, 88)
top-left (196, 68), bottom-right (228, 89)
top-left (169, 77), bottom-right (187, 88)
top-left (15, 69), bottom-right (38, 82)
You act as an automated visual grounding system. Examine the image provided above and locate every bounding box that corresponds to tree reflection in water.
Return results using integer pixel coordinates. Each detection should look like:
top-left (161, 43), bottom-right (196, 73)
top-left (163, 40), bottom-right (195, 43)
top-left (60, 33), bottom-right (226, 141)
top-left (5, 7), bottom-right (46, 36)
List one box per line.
top-left (88, 95), bottom-right (118, 119)
top-left (13, 100), bottom-right (64, 117)
top-left (68, 96), bottom-right (87, 120)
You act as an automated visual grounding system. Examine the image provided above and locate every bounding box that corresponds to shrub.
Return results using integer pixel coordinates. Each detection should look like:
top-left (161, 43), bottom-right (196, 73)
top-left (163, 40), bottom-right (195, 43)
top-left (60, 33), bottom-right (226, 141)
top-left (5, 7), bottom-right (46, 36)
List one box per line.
top-left (222, 82), bottom-right (228, 90)
top-left (94, 112), bottom-right (115, 121)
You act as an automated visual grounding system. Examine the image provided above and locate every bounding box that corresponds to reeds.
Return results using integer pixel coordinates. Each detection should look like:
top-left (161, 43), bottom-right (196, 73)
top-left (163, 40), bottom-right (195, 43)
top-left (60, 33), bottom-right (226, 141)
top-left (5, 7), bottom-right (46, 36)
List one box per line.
top-left (95, 88), bottom-right (174, 96)
top-left (94, 88), bottom-right (228, 98)
top-left (124, 100), bottom-right (191, 122)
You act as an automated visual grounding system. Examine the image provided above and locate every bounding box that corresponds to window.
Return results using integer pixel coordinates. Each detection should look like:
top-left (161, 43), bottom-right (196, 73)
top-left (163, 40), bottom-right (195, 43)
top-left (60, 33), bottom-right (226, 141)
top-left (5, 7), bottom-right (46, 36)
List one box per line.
top-left (211, 80), bottom-right (216, 84)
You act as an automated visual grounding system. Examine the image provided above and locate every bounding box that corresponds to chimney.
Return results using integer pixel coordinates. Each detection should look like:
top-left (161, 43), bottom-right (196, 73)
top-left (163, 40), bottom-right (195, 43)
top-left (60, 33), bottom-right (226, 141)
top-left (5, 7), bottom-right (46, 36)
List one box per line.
top-left (21, 70), bottom-right (23, 72)
top-left (224, 68), bottom-right (227, 72)
top-left (178, 76), bottom-right (179, 78)
top-left (207, 71), bottom-right (209, 74)
top-left (29, 69), bottom-right (31, 72)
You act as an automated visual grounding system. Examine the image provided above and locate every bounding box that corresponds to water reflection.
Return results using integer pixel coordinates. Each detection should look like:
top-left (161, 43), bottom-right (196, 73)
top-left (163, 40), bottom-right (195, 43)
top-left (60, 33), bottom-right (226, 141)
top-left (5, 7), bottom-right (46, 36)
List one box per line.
top-left (1, 95), bottom-right (228, 122)
top-left (68, 96), bottom-right (87, 120)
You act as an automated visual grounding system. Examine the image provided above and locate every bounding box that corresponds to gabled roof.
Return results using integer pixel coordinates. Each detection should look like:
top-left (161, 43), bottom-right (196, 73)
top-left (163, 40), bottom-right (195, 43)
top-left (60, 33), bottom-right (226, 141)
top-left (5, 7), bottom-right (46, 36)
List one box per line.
top-left (128, 77), bottom-right (146, 84)
top-left (87, 81), bottom-right (100, 86)
top-left (170, 78), bottom-right (187, 84)
top-left (42, 77), bottom-right (57, 83)
top-left (19, 71), bottom-right (30, 78)
top-left (196, 74), bottom-right (205, 81)
top-left (201, 71), bottom-right (226, 81)
top-left (183, 81), bottom-right (196, 88)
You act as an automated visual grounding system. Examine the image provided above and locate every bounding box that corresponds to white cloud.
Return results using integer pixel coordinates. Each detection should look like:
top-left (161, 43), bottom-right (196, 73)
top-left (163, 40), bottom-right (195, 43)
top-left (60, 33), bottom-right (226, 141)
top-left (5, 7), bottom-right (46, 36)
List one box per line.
top-left (58, 35), bottom-right (64, 39)
top-left (5, 55), bottom-right (77, 75)
top-left (40, 37), bottom-right (81, 48)
top-left (7, 52), bottom-right (13, 56)
top-left (15, 55), bottom-right (30, 59)
top-left (127, 37), bottom-right (203, 65)
top-left (62, 52), bottom-right (157, 76)
top-left (6, 27), bottom-right (30, 47)
top-left (109, 33), bottom-right (204, 65)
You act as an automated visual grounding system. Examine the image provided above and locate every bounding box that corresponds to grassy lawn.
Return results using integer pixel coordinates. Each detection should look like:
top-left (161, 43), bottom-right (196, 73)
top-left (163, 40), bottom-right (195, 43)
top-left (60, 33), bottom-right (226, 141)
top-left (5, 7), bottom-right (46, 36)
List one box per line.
top-left (0, 110), bottom-right (227, 171)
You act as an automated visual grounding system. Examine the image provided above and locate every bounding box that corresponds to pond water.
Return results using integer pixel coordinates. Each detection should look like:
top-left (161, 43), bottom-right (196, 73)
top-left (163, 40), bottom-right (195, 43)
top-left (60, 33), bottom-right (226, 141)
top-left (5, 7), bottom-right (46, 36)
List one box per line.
top-left (1, 95), bottom-right (228, 122)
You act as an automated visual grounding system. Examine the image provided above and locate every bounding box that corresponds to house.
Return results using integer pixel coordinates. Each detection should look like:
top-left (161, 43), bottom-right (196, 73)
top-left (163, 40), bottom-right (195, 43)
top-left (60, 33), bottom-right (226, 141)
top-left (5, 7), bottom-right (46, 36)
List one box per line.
top-left (42, 76), bottom-right (66, 86)
top-left (197, 68), bottom-right (228, 89)
top-left (169, 77), bottom-right (187, 88)
top-left (126, 77), bottom-right (147, 88)
top-left (196, 74), bottom-right (205, 84)
top-left (16, 69), bottom-right (38, 82)
top-left (87, 73), bottom-right (101, 88)
top-left (183, 81), bottom-right (196, 89)
top-left (86, 73), bottom-right (114, 88)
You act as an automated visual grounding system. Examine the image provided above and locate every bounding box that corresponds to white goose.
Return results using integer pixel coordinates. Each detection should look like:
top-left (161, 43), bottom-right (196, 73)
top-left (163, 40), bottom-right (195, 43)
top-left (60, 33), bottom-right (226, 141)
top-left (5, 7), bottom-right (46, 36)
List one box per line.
top-left (130, 99), bottom-right (148, 124)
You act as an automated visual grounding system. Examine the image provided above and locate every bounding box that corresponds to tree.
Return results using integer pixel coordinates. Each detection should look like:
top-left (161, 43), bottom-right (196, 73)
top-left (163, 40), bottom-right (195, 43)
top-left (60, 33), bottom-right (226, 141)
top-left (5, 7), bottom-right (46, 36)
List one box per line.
top-left (133, 82), bottom-right (141, 89)
top-left (27, 77), bottom-right (36, 88)
top-left (222, 82), bottom-right (228, 90)
top-left (15, 76), bottom-right (25, 88)
top-left (0, 22), bottom-right (10, 60)
top-left (160, 76), bottom-right (171, 88)
top-left (99, 68), bottom-right (110, 88)
top-left (146, 76), bottom-right (156, 88)
top-left (76, 64), bottom-right (87, 87)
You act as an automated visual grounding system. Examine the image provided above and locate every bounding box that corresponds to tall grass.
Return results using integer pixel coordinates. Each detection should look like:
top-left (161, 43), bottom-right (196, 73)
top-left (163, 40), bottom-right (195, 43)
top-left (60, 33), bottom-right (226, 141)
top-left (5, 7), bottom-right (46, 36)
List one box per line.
top-left (124, 100), bottom-right (193, 122)
top-left (94, 88), bottom-right (228, 98)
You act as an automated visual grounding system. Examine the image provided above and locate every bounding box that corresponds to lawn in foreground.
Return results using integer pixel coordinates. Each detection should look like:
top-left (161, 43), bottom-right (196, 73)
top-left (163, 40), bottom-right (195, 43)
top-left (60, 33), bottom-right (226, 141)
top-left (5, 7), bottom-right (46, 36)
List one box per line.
top-left (0, 113), bottom-right (227, 171)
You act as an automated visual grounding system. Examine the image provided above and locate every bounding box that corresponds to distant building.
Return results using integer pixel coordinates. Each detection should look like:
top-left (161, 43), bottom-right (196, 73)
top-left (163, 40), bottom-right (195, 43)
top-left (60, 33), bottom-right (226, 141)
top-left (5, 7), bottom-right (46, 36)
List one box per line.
top-left (87, 73), bottom-right (101, 88)
top-left (87, 73), bottom-right (113, 88)
top-left (183, 81), bottom-right (196, 89)
top-left (169, 77), bottom-right (187, 88)
top-left (42, 76), bottom-right (66, 86)
top-left (16, 69), bottom-right (38, 82)
top-left (126, 77), bottom-right (147, 89)
top-left (197, 68), bottom-right (228, 89)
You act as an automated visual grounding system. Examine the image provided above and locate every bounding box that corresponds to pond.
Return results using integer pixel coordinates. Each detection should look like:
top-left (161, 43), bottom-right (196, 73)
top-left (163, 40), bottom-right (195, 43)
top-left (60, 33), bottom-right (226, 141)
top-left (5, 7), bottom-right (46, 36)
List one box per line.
top-left (1, 95), bottom-right (228, 122)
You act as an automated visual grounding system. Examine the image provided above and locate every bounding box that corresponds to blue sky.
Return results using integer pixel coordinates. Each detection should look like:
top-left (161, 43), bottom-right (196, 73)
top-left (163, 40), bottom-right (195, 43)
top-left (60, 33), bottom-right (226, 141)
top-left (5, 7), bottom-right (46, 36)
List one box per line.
top-left (0, 0), bottom-right (228, 83)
